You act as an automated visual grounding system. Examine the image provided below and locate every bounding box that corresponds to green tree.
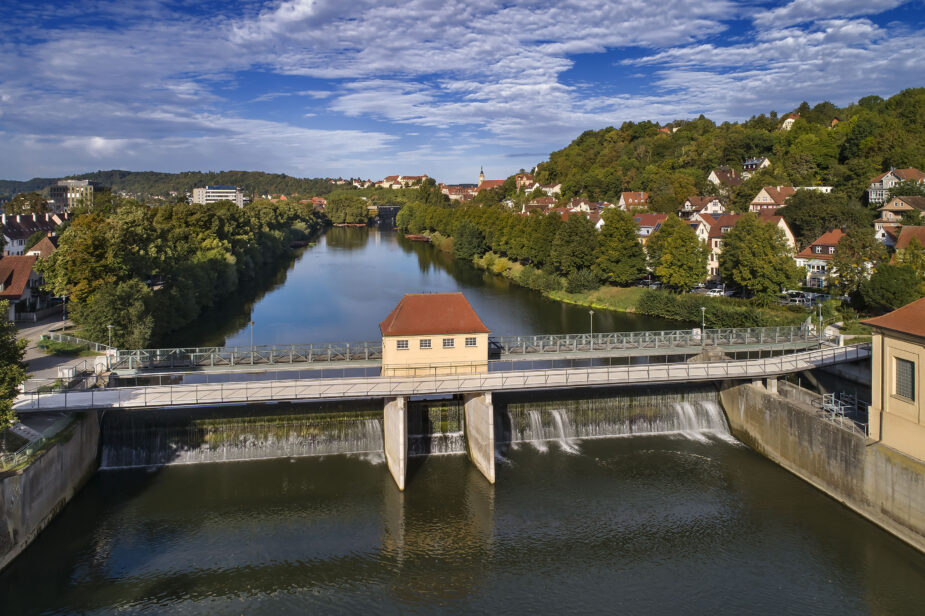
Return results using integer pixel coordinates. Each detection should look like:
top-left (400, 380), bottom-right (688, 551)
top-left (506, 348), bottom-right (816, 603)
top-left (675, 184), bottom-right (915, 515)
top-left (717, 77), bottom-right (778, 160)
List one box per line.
top-left (777, 190), bottom-right (872, 249)
top-left (858, 264), bottom-right (924, 313)
top-left (4, 192), bottom-right (47, 215)
top-left (325, 192), bottom-right (369, 224)
top-left (830, 226), bottom-right (887, 293)
top-left (894, 237), bottom-right (925, 293)
top-left (0, 301), bottom-right (28, 429)
top-left (646, 215), bottom-right (708, 291)
top-left (719, 213), bottom-right (804, 303)
top-left (550, 214), bottom-right (598, 275)
top-left (594, 208), bottom-right (647, 285)
top-left (454, 221), bottom-right (487, 261)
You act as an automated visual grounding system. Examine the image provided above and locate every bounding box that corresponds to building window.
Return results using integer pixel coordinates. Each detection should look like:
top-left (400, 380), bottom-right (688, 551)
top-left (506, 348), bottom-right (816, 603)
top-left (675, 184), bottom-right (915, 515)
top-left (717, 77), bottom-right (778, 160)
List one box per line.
top-left (396, 340), bottom-right (409, 350)
top-left (896, 358), bottom-right (915, 400)
top-left (443, 338), bottom-right (454, 349)
top-left (419, 339), bottom-right (432, 349)
top-left (465, 337), bottom-right (477, 347)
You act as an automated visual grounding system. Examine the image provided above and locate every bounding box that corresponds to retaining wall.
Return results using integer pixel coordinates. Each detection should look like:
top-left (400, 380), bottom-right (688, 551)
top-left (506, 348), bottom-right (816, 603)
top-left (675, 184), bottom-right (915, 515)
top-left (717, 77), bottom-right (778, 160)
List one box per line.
top-left (0, 413), bottom-right (99, 571)
top-left (720, 381), bottom-right (925, 553)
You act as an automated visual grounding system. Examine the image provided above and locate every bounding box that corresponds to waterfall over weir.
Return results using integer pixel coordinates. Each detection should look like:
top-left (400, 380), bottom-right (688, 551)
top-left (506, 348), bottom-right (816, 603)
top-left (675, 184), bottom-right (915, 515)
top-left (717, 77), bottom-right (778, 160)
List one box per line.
top-left (99, 386), bottom-right (731, 469)
top-left (499, 386), bottom-right (730, 449)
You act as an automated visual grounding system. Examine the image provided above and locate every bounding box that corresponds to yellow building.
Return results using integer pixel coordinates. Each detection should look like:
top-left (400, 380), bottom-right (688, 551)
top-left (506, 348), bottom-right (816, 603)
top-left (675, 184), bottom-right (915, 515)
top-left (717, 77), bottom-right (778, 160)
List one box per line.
top-left (380, 293), bottom-right (490, 377)
top-left (863, 296), bottom-right (925, 461)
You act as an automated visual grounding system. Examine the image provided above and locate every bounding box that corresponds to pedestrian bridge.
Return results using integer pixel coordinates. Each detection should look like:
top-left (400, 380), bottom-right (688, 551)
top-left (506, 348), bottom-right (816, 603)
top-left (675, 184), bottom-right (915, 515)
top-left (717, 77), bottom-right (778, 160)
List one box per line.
top-left (16, 344), bottom-right (869, 413)
top-left (77, 326), bottom-right (824, 371)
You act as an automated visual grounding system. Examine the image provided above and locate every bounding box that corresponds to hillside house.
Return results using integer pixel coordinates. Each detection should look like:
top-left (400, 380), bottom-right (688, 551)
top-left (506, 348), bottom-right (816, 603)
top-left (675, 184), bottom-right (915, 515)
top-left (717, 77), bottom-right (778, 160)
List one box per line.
top-left (2, 213), bottom-right (66, 257)
top-left (706, 213), bottom-right (795, 280)
top-left (742, 157), bottom-right (771, 179)
top-left (633, 213), bottom-right (668, 245)
top-left (679, 196), bottom-right (725, 219)
top-left (0, 255), bottom-right (47, 320)
top-left (707, 166), bottom-right (743, 190)
top-left (868, 168), bottom-right (925, 204)
top-left (619, 192), bottom-right (649, 211)
top-left (794, 229), bottom-right (845, 288)
top-left (780, 113), bottom-right (799, 131)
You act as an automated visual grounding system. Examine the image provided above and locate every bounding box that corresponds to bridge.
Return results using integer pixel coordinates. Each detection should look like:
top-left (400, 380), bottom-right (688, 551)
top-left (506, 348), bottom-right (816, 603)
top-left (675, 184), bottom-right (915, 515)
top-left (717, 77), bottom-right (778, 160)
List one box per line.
top-left (46, 326), bottom-right (826, 371)
top-left (21, 328), bottom-right (870, 492)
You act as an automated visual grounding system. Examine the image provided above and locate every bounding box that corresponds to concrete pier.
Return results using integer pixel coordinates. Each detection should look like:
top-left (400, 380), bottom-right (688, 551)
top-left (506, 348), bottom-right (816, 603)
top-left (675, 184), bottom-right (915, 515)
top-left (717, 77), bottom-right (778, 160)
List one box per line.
top-left (464, 392), bottom-right (495, 483)
top-left (383, 397), bottom-right (408, 490)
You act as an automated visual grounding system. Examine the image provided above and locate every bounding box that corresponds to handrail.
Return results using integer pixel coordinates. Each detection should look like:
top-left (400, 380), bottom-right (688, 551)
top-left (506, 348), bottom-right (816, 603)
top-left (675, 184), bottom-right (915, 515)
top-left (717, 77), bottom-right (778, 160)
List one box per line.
top-left (14, 344), bottom-right (871, 412)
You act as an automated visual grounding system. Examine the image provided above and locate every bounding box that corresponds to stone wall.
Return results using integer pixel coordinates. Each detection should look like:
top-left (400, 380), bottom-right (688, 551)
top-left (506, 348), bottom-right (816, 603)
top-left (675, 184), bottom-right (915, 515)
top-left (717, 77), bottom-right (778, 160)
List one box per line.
top-left (0, 412), bottom-right (99, 571)
top-left (720, 381), bottom-right (925, 553)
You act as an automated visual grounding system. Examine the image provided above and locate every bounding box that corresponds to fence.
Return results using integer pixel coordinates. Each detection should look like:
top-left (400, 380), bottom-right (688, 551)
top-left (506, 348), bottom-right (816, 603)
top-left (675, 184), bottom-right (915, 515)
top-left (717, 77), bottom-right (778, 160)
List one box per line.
top-left (0, 415), bottom-right (74, 471)
top-left (42, 332), bottom-right (112, 353)
top-left (106, 325), bottom-right (826, 371)
top-left (15, 344), bottom-right (871, 412)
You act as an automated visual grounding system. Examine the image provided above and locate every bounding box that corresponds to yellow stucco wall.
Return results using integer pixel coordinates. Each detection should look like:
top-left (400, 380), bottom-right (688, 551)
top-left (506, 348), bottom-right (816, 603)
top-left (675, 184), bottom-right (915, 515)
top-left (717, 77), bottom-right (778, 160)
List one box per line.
top-left (869, 331), bottom-right (925, 461)
top-left (381, 333), bottom-right (489, 376)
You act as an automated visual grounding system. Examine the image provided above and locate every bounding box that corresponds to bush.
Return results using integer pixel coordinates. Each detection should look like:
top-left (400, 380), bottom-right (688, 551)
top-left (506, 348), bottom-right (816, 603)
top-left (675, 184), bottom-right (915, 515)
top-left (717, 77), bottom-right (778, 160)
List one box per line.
top-left (636, 289), bottom-right (805, 327)
top-left (565, 268), bottom-right (600, 293)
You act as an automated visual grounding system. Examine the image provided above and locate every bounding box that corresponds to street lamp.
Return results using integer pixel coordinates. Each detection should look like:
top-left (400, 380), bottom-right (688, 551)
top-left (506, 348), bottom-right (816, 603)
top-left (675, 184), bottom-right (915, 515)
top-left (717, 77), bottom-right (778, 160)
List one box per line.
top-left (62, 293), bottom-right (67, 322)
top-left (107, 324), bottom-right (113, 348)
top-left (250, 320), bottom-right (255, 349)
top-left (589, 310), bottom-right (594, 351)
top-left (700, 306), bottom-right (706, 346)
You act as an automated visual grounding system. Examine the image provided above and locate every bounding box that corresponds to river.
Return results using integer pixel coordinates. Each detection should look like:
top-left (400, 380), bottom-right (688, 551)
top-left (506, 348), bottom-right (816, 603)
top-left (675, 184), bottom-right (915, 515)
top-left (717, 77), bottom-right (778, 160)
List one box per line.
top-left (1, 226), bottom-right (923, 613)
top-left (170, 226), bottom-right (679, 347)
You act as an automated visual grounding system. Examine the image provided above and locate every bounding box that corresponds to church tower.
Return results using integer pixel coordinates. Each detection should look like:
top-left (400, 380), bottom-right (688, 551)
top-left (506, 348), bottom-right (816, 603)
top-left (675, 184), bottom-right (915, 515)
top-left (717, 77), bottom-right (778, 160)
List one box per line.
top-left (478, 166), bottom-right (485, 186)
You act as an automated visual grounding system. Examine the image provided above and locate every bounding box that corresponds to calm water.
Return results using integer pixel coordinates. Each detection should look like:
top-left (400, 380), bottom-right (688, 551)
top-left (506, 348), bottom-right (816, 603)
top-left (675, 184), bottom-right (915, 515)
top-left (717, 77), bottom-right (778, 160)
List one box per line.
top-left (2, 436), bottom-right (924, 615)
top-left (172, 226), bottom-right (679, 347)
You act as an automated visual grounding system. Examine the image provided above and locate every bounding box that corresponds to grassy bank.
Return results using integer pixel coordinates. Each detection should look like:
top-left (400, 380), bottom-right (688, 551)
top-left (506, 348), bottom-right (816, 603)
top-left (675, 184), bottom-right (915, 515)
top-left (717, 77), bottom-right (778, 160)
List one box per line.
top-left (468, 250), bottom-right (808, 327)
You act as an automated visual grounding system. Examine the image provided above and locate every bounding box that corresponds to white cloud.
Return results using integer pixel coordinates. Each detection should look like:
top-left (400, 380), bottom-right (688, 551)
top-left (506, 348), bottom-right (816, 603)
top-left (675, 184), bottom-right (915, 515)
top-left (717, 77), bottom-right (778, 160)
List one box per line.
top-left (753, 0), bottom-right (908, 28)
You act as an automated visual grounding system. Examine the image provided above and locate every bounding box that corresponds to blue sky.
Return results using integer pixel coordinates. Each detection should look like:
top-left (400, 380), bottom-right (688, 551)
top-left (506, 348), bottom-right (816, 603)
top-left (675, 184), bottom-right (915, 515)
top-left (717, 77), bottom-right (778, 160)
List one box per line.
top-left (1, 0), bottom-right (924, 184)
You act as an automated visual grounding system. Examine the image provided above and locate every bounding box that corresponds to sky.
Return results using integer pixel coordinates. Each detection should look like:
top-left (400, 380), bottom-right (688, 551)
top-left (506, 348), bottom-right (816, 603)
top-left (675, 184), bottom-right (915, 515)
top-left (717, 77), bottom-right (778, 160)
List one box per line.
top-left (1, 0), bottom-right (924, 184)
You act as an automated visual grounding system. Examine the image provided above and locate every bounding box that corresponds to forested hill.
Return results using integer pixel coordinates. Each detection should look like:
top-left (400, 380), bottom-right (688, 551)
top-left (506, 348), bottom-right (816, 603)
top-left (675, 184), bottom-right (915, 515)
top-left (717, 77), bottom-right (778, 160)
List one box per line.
top-left (532, 88), bottom-right (925, 211)
top-left (0, 170), bottom-right (337, 200)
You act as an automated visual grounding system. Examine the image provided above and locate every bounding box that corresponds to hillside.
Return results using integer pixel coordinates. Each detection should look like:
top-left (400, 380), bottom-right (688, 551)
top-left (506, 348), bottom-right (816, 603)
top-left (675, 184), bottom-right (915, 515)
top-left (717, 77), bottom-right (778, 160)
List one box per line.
top-left (531, 88), bottom-right (925, 211)
top-left (0, 170), bottom-right (337, 200)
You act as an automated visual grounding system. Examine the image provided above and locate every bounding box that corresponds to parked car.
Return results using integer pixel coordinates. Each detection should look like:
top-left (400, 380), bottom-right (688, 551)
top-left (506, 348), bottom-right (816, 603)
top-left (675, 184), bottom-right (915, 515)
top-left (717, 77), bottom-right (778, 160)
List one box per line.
top-left (705, 288), bottom-right (724, 297)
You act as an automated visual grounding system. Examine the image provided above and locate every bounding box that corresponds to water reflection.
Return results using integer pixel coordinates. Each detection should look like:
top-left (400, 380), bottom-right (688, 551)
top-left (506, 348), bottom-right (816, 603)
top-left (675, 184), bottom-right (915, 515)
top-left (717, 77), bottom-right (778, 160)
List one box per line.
top-left (173, 227), bottom-right (682, 348)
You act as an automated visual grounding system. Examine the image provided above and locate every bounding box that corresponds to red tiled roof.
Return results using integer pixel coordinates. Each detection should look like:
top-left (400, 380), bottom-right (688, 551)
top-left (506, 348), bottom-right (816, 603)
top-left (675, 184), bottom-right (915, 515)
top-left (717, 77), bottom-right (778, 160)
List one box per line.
top-left (893, 196), bottom-right (925, 211)
top-left (870, 167), bottom-right (925, 184)
top-left (477, 180), bottom-right (505, 191)
top-left (0, 255), bottom-right (38, 300)
top-left (752, 186), bottom-right (796, 206)
top-left (893, 226), bottom-right (925, 253)
top-left (707, 214), bottom-right (743, 239)
top-left (620, 192), bottom-right (649, 205)
top-left (27, 236), bottom-right (58, 258)
top-left (633, 213), bottom-right (668, 228)
top-left (698, 213), bottom-right (718, 228)
top-left (795, 229), bottom-right (845, 259)
top-left (862, 296), bottom-right (925, 339)
top-left (379, 293), bottom-right (490, 336)
top-left (710, 167), bottom-right (743, 187)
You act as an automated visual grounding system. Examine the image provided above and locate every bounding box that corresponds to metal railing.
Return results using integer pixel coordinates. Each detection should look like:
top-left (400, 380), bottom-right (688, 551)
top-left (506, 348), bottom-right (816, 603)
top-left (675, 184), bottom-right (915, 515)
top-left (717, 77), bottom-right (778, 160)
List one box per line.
top-left (106, 326), bottom-right (825, 371)
top-left (14, 344), bottom-right (871, 412)
top-left (42, 332), bottom-right (112, 353)
top-left (0, 416), bottom-right (74, 471)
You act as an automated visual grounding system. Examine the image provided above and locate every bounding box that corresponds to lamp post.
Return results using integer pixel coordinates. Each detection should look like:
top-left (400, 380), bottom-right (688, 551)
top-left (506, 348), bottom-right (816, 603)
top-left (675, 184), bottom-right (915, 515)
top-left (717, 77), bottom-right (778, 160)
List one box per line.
top-left (62, 294), bottom-right (67, 322)
top-left (818, 302), bottom-right (823, 341)
top-left (589, 310), bottom-right (594, 351)
top-left (250, 320), bottom-right (255, 365)
top-left (106, 324), bottom-right (114, 371)
top-left (701, 306), bottom-right (706, 346)
top-left (107, 324), bottom-right (113, 348)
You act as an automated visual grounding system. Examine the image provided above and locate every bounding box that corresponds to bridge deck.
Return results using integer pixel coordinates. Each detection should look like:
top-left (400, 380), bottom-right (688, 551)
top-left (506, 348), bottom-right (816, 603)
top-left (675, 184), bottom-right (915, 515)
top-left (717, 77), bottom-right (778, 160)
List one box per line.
top-left (16, 345), bottom-right (870, 413)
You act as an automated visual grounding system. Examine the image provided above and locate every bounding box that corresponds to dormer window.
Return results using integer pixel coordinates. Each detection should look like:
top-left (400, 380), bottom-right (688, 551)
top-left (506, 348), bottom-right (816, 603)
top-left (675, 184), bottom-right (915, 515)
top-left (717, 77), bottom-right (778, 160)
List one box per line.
top-left (828, 246), bottom-right (835, 254)
top-left (815, 246), bottom-right (822, 253)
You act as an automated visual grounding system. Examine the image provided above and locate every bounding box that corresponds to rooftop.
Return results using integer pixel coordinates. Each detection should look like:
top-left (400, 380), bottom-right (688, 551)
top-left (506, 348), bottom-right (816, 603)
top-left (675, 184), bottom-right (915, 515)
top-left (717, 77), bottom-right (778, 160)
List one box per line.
top-left (379, 293), bottom-right (490, 337)
top-left (862, 296), bottom-right (925, 339)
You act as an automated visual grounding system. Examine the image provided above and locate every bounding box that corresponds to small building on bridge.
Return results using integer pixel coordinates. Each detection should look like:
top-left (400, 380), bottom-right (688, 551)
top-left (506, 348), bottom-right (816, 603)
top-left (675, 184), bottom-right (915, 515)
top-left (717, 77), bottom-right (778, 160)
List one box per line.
top-left (864, 296), bottom-right (925, 461)
top-left (380, 293), bottom-right (490, 377)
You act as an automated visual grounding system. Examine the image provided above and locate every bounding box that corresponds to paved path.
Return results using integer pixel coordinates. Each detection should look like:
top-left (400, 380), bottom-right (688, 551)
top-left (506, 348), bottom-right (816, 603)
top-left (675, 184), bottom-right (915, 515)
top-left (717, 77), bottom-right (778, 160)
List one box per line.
top-left (15, 345), bottom-right (870, 413)
top-left (17, 317), bottom-right (102, 380)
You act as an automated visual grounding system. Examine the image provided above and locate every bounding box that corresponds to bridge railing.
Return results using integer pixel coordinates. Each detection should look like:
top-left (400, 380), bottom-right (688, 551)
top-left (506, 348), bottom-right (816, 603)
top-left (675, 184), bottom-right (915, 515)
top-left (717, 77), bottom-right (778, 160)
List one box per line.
top-left (106, 325), bottom-right (825, 371)
top-left (492, 326), bottom-right (819, 354)
top-left (110, 341), bottom-right (384, 370)
top-left (16, 344), bottom-right (871, 412)
top-left (42, 332), bottom-right (112, 353)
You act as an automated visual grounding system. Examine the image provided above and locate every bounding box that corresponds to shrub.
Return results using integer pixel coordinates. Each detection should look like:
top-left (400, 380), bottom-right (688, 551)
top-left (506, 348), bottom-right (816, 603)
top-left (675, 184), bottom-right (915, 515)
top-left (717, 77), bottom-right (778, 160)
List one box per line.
top-left (565, 268), bottom-right (600, 293)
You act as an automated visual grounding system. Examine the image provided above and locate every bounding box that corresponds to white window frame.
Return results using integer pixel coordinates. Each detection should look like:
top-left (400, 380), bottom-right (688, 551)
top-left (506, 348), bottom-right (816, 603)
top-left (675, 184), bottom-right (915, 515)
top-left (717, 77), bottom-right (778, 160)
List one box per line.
top-left (419, 339), bottom-right (432, 350)
top-left (442, 338), bottom-right (454, 349)
top-left (465, 337), bottom-right (477, 347)
top-left (396, 340), bottom-right (409, 350)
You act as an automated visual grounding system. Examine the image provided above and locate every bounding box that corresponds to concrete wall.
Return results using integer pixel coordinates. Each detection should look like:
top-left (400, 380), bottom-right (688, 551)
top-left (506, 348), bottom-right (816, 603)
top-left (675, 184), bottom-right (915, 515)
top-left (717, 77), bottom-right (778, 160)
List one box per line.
top-left (868, 331), bottom-right (925, 460)
top-left (720, 381), bottom-right (925, 553)
top-left (383, 397), bottom-right (407, 490)
top-left (818, 358), bottom-right (872, 387)
top-left (0, 412), bottom-right (99, 571)
top-left (464, 392), bottom-right (495, 483)
top-left (382, 333), bottom-right (489, 376)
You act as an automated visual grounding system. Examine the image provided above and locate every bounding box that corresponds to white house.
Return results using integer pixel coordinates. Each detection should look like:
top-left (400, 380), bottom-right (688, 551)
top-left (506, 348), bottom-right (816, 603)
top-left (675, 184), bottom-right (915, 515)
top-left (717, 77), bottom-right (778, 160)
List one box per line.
top-left (868, 168), bottom-right (925, 204)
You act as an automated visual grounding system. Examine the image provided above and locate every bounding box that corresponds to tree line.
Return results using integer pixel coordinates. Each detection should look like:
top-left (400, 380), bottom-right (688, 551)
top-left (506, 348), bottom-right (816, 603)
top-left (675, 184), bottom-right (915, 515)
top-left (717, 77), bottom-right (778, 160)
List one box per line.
top-left (38, 195), bottom-right (326, 347)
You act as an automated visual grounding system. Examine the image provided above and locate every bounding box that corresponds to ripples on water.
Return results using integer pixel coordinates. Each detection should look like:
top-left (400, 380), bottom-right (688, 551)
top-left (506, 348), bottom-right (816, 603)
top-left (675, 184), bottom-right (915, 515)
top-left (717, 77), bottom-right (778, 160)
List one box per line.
top-left (3, 394), bottom-right (925, 614)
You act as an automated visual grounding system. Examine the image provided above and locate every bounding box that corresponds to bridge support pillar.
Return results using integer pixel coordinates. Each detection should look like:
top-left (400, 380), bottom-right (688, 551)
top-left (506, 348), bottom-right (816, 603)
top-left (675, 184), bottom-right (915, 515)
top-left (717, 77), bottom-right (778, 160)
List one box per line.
top-left (383, 397), bottom-right (408, 491)
top-left (464, 392), bottom-right (495, 484)
top-left (765, 377), bottom-right (778, 394)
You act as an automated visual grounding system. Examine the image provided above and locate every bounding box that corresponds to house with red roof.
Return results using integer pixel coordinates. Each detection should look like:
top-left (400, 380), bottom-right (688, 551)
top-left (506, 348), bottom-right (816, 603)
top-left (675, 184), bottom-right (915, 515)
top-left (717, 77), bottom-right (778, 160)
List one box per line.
top-left (705, 213), bottom-right (795, 280)
top-left (379, 293), bottom-right (490, 376)
top-left (632, 213), bottom-right (669, 245)
top-left (868, 168), bottom-right (925, 204)
top-left (0, 255), bottom-right (47, 320)
top-left (794, 229), bottom-right (845, 288)
top-left (618, 192), bottom-right (649, 211)
top-left (891, 226), bottom-right (925, 264)
top-left (780, 113), bottom-right (799, 131)
top-left (707, 166), bottom-right (743, 190)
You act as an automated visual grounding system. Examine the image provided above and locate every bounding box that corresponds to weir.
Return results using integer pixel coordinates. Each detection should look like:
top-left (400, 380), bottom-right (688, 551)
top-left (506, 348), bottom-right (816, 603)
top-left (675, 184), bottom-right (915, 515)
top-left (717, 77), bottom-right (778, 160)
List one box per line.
top-left (96, 386), bottom-right (731, 482)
